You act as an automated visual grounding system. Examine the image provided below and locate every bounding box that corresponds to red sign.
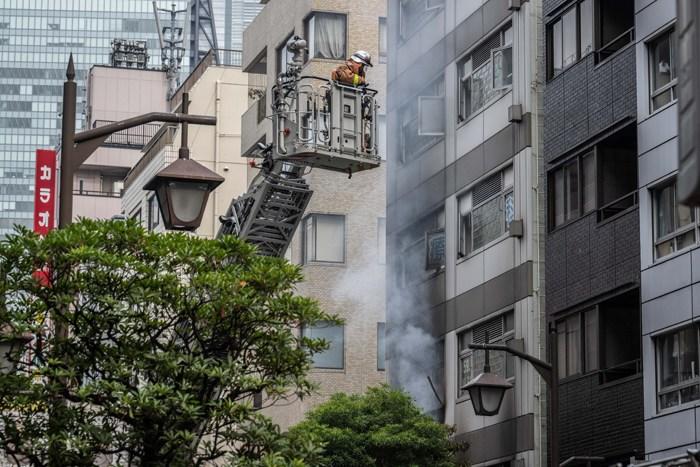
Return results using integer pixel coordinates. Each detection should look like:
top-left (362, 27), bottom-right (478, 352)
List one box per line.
top-left (33, 149), bottom-right (57, 235)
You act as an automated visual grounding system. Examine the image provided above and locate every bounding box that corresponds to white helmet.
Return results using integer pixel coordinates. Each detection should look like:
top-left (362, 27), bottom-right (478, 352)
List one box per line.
top-left (350, 50), bottom-right (373, 67)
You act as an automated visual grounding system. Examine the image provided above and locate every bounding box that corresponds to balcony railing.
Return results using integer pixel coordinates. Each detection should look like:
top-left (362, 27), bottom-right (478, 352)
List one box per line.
top-left (599, 358), bottom-right (641, 385)
top-left (597, 191), bottom-right (638, 222)
top-left (595, 27), bottom-right (635, 63)
top-left (73, 189), bottom-right (122, 198)
top-left (92, 120), bottom-right (161, 149)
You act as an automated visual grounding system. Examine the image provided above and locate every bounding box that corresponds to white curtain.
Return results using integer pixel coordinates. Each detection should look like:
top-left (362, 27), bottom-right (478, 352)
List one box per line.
top-left (314, 13), bottom-right (345, 60)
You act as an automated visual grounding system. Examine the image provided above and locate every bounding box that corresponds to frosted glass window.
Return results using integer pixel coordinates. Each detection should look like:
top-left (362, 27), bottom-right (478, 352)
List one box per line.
top-left (303, 321), bottom-right (344, 369)
top-left (303, 214), bottom-right (345, 263)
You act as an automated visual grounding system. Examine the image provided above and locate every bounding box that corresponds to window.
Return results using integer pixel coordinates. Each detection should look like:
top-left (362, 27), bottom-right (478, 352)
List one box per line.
top-left (597, 0), bottom-right (634, 61)
top-left (547, 0), bottom-right (593, 78)
top-left (302, 321), bottom-right (344, 369)
top-left (399, 208), bottom-right (445, 285)
top-left (304, 12), bottom-right (346, 61)
top-left (458, 311), bottom-right (515, 397)
top-left (552, 157), bottom-right (584, 227)
top-left (557, 290), bottom-right (640, 382)
top-left (649, 28), bottom-right (677, 112)
top-left (257, 92), bottom-right (266, 123)
top-left (379, 17), bottom-right (388, 64)
top-left (458, 25), bottom-right (512, 121)
top-left (653, 181), bottom-right (697, 259)
top-left (458, 166), bottom-right (514, 257)
top-left (277, 34), bottom-right (295, 75)
top-left (377, 322), bottom-right (386, 370)
top-left (377, 114), bottom-right (387, 160)
top-left (377, 217), bottom-right (386, 264)
top-left (549, 125), bottom-right (637, 228)
top-left (656, 325), bottom-right (700, 410)
top-left (399, 0), bottom-right (444, 41)
top-left (147, 196), bottom-right (159, 231)
top-left (303, 214), bottom-right (345, 263)
top-left (400, 76), bottom-right (444, 163)
top-left (130, 207), bottom-right (142, 225)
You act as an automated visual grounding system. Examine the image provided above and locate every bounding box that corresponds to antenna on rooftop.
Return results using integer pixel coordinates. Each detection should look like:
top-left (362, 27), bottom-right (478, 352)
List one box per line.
top-left (153, 1), bottom-right (188, 99)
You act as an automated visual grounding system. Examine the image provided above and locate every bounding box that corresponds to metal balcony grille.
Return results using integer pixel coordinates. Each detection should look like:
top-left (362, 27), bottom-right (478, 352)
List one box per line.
top-left (92, 120), bottom-right (161, 149)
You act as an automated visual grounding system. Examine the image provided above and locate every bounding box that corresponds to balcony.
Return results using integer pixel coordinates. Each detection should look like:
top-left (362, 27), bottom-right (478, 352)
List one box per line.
top-left (241, 95), bottom-right (270, 156)
top-left (92, 120), bottom-right (161, 150)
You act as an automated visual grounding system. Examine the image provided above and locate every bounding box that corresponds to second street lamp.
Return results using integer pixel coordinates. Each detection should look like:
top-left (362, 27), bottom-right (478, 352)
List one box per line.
top-left (144, 94), bottom-right (223, 231)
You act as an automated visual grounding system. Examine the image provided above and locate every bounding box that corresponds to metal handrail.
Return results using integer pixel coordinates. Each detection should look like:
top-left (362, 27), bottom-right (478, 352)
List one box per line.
top-left (596, 27), bottom-right (635, 63)
top-left (597, 191), bottom-right (638, 222)
top-left (73, 189), bottom-right (122, 198)
top-left (92, 119), bottom-right (161, 148)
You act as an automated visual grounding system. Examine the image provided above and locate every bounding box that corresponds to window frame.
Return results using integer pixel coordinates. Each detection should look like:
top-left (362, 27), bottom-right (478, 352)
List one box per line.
top-left (556, 307), bottom-right (599, 380)
top-left (147, 195), bottom-right (159, 231)
top-left (377, 322), bottom-right (386, 371)
top-left (458, 25), bottom-right (513, 123)
top-left (378, 17), bottom-right (388, 64)
top-left (458, 311), bottom-right (515, 399)
top-left (546, 0), bottom-right (594, 79)
top-left (399, 0), bottom-right (445, 42)
top-left (303, 11), bottom-right (347, 63)
top-left (655, 324), bottom-right (700, 411)
top-left (302, 213), bottom-right (346, 265)
top-left (399, 75), bottom-right (445, 164)
top-left (458, 166), bottom-right (515, 259)
top-left (276, 33), bottom-right (295, 76)
top-left (549, 151), bottom-right (597, 230)
top-left (302, 321), bottom-right (345, 370)
top-left (651, 179), bottom-right (699, 261)
top-left (648, 27), bottom-right (678, 114)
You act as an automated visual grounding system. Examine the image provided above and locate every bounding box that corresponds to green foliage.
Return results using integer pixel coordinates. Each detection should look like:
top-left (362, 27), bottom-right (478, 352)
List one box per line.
top-left (289, 385), bottom-right (467, 467)
top-left (0, 219), bottom-right (336, 466)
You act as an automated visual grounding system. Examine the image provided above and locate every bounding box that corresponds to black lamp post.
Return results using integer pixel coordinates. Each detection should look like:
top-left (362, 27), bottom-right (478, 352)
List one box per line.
top-left (143, 93), bottom-right (223, 231)
top-left (463, 329), bottom-right (560, 467)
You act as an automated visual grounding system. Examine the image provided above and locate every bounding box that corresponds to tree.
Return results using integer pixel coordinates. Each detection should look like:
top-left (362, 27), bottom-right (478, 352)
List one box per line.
top-left (0, 219), bottom-right (334, 466)
top-left (288, 385), bottom-right (467, 467)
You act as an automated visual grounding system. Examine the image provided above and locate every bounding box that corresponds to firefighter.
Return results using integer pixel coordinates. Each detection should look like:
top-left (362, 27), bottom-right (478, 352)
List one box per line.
top-left (331, 50), bottom-right (373, 86)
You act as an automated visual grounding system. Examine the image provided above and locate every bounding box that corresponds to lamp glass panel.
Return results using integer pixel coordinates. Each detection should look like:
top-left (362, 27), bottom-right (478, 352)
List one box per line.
top-left (467, 387), bottom-right (484, 413)
top-left (168, 182), bottom-right (208, 223)
top-left (480, 386), bottom-right (505, 414)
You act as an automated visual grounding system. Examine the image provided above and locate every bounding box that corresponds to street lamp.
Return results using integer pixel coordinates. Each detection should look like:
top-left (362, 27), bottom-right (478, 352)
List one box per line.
top-left (462, 369), bottom-right (513, 416)
top-left (58, 53), bottom-right (219, 230)
top-left (465, 330), bottom-right (560, 467)
top-left (143, 95), bottom-right (223, 231)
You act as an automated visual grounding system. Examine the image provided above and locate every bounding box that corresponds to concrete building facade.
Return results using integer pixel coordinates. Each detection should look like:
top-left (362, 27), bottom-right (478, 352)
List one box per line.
top-left (122, 52), bottom-right (250, 239)
top-left (386, 1), bottom-right (546, 465)
top-left (240, 0), bottom-right (388, 430)
top-left (73, 65), bottom-right (168, 221)
top-left (634, 0), bottom-right (700, 460)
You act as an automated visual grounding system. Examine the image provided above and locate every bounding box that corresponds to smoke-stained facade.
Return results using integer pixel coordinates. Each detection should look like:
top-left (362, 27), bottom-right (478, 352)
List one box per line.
top-left (386, 1), bottom-right (547, 465)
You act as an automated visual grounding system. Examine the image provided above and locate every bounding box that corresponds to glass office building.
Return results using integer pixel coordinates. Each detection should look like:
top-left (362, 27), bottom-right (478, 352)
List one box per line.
top-left (0, 0), bottom-right (192, 236)
top-left (211, 0), bottom-right (263, 65)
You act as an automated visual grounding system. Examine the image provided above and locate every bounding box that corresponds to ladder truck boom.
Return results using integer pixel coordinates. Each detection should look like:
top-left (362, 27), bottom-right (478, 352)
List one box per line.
top-left (217, 36), bottom-right (381, 257)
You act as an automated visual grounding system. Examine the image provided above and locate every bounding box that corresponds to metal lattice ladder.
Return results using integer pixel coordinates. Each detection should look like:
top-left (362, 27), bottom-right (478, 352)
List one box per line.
top-left (218, 164), bottom-right (312, 257)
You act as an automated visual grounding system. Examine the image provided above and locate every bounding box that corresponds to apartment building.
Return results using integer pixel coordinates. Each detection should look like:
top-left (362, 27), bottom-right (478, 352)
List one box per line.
top-left (543, 0), bottom-right (644, 464)
top-left (634, 0), bottom-right (700, 460)
top-left (240, 0), bottom-right (388, 429)
top-left (386, 1), bottom-right (546, 465)
top-left (73, 65), bottom-right (168, 221)
top-left (122, 51), bottom-right (250, 239)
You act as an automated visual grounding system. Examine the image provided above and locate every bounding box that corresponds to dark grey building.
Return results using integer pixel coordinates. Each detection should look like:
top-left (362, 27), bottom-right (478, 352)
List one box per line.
top-left (543, 0), bottom-right (644, 463)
